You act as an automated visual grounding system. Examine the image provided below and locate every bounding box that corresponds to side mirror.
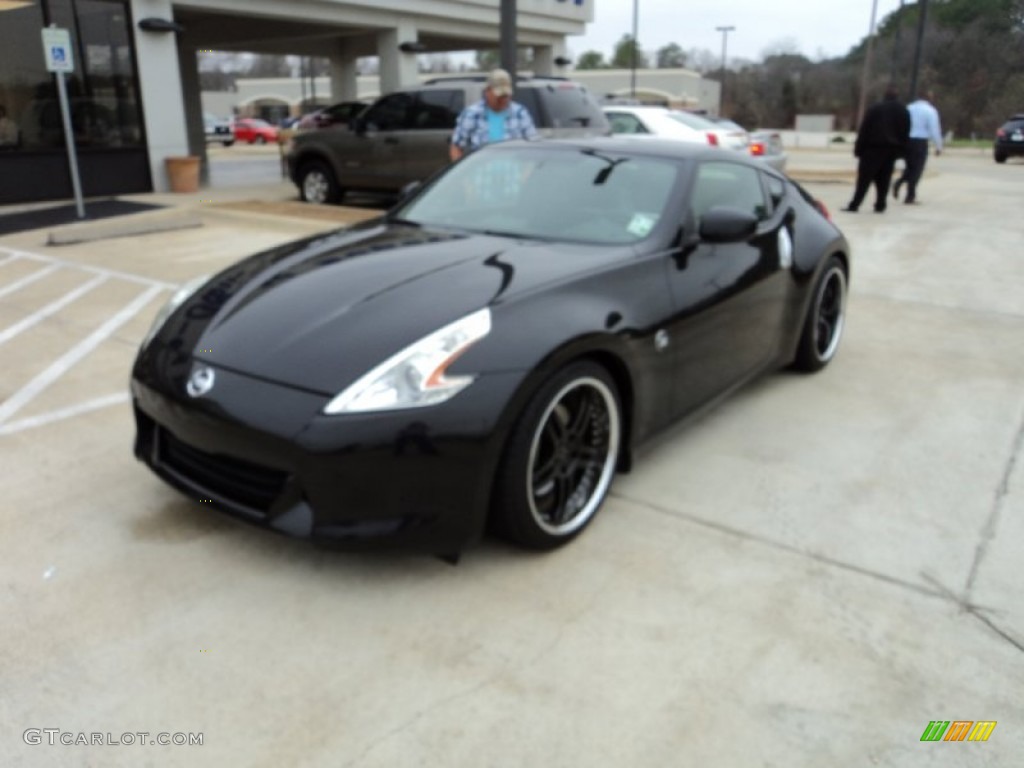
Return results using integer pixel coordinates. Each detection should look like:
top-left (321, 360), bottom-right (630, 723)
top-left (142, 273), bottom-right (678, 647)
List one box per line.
top-left (698, 206), bottom-right (758, 243)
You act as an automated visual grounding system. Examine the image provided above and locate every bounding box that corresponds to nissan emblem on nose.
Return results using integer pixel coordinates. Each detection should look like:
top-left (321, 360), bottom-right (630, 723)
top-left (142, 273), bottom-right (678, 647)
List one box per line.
top-left (187, 366), bottom-right (215, 398)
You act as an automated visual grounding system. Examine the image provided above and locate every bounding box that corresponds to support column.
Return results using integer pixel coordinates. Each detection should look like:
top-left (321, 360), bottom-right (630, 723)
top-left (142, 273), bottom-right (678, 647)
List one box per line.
top-left (130, 0), bottom-right (189, 192)
top-left (532, 41), bottom-right (568, 76)
top-left (377, 20), bottom-right (419, 94)
top-left (328, 43), bottom-right (360, 102)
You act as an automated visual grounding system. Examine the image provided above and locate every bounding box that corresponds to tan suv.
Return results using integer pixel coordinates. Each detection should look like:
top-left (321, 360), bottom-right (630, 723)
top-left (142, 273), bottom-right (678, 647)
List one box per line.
top-left (287, 76), bottom-right (610, 204)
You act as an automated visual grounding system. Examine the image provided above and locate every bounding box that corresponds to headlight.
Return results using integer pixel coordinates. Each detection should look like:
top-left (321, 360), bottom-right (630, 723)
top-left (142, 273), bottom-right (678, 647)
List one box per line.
top-left (324, 308), bottom-right (491, 414)
top-left (140, 274), bottom-right (209, 350)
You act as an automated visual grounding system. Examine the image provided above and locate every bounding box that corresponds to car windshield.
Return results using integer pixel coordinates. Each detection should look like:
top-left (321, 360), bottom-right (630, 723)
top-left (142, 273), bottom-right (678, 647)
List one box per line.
top-left (392, 145), bottom-right (680, 245)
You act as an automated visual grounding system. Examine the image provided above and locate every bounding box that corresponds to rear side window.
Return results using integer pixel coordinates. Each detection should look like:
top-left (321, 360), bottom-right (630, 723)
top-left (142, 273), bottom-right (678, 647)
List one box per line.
top-left (691, 162), bottom-right (768, 222)
top-left (363, 93), bottom-right (415, 131)
top-left (1003, 118), bottom-right (1024, 131)
top-left (533, 84), bottom-right (609, 130)
top-left (412, 90), bottom-right (464, 130)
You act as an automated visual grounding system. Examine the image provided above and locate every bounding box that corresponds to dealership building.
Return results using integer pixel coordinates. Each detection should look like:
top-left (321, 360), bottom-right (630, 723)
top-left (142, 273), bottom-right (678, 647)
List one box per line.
top-left (0, 0), bottom-right (593, 205)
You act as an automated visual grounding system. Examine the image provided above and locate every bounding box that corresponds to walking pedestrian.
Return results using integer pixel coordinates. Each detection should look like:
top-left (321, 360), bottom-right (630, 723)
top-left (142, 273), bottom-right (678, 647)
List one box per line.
top-left (843, 85), bottom-right (910, 213)
top-left (893, 90), bottom-right (942, 204)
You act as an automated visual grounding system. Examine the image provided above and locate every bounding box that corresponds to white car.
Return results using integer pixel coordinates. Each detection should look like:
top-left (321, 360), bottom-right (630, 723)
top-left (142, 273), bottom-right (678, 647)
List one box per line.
top-left (603, 105), bottom-right (749, 153)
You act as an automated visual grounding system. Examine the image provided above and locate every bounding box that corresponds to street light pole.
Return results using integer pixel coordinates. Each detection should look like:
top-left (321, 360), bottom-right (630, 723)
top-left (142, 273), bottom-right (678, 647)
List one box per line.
top-left (856, 0), bottom-right (880, 128)
top-left (715, 25), bottom-right (735, 116)
top-left (630, 0), bottom-right (639, 99)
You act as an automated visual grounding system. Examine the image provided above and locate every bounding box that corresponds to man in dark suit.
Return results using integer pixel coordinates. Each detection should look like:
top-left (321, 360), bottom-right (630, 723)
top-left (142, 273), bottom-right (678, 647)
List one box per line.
top-left (843, 85), bottom-right (910, 213)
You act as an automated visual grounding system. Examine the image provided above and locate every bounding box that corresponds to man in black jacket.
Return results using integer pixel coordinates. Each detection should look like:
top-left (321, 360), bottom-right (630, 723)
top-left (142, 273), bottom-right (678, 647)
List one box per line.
top-left (843, 85), bottom-right (910, 213)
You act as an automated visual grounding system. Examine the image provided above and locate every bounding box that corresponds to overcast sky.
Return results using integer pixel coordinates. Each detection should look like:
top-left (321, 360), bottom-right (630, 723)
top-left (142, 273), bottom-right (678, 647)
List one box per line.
top-left (567, 0), bottom-right (906, 63)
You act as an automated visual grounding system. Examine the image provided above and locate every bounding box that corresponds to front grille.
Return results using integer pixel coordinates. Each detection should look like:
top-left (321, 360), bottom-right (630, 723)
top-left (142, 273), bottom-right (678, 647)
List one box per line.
top-left (158, 428), bottom-right (289, 513)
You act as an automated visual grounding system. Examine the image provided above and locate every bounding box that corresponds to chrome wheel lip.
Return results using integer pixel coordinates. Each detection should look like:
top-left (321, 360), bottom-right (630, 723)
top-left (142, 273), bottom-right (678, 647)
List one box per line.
top-left (525, 376), bottom-right (620, 537)
top-left (813, 266), bottom-right (846, 363)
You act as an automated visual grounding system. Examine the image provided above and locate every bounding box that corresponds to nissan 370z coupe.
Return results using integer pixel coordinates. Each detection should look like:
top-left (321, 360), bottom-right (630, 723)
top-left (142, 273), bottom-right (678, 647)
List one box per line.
top-left (131, 138), bottom-right (850, 554)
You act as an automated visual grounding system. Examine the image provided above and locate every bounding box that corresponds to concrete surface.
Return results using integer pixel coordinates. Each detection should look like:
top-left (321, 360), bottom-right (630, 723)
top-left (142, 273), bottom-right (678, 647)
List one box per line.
top-left (1, 148), bottom-right (1022, 767)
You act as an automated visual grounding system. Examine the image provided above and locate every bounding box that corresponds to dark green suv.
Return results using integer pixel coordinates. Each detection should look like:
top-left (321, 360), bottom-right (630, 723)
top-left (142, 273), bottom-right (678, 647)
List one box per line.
top-left (287, 76), bottom-right (610, 204)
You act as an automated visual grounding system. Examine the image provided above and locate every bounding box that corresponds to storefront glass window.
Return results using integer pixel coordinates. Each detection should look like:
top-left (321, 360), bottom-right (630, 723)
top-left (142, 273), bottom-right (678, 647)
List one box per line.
top-left (0, 3), bottom-right (49, 151)
top-left (4, 0), bottom-right (144, 151)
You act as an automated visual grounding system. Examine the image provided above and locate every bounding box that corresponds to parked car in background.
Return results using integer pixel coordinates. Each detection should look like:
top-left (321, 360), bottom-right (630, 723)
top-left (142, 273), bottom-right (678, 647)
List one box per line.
top-left (133, 137), bottom-right (849, 553)
top-left (203, 113), bottom-right (235, 146)
top-left (993, 114), bottom-right (1024, 163)
top-left (603, 105), bottom-right (749, 153)
top-left (233, 118), bottom-right (279, 144)
top-left (748, 130), bottom-right (787, 172)
top-left (297, 100), bottom-right (369, 131)
top-left (288, 75), bottom-right (610, 204)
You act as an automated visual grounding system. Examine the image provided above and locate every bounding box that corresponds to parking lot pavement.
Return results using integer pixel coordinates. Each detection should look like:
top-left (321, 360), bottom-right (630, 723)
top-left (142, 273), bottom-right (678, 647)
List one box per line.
top-left (1, 151), bottom-right (1022, 766)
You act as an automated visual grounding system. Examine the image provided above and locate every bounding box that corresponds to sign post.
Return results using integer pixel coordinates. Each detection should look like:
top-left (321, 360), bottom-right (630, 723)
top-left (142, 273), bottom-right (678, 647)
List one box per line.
top-left (41, 25), bottom-right (85, 220)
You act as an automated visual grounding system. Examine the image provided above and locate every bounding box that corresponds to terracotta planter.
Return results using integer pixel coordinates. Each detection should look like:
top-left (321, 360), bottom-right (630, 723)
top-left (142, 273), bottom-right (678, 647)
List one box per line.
top-left (165, 155), bottom-right (200, 193)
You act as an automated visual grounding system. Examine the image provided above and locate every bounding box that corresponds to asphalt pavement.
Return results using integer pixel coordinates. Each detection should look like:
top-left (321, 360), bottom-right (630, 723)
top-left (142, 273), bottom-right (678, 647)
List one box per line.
top-left (1, 145), bottom-right (1021, 767)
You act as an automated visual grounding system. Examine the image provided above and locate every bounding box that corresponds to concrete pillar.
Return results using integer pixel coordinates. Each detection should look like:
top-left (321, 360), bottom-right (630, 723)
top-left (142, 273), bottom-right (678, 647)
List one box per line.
top-left (176, 41), bottom-right (209, 185)
top-left (377, 20), bottom-right (419, 94)
top-left (533, 40), bottom-right (569, 77)
top-left (329, 44), bottom-right (360, 102)
top-left (130, 0), bottom-right (189, 192)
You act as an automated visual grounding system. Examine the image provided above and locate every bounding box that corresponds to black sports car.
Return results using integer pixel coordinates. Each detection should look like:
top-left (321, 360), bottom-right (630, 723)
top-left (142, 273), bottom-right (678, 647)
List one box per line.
top-left (131, 138), bottom-right (850, 554)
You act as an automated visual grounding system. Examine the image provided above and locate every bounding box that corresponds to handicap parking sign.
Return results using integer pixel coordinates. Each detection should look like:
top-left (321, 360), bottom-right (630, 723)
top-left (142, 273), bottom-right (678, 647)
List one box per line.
top-left (41, 27), bottom-right (75, 73)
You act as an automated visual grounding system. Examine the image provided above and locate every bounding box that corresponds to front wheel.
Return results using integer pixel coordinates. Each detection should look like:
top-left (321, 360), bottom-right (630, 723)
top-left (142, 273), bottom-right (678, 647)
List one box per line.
top-left (298, 161), bottom-right (342, 204)
top-left (492, 362), bottom-right (622, 550)
top-left (793, 255), bottom-right (847, 372)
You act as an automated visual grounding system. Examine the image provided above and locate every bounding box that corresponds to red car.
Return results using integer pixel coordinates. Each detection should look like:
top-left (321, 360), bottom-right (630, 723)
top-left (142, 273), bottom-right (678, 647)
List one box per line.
top-left (232, 118), bottom-right (279, 144)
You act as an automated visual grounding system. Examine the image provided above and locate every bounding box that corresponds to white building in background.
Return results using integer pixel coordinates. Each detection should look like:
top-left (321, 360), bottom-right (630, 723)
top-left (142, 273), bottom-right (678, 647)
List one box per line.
top-left (203, 68), bottom-right (721, 121)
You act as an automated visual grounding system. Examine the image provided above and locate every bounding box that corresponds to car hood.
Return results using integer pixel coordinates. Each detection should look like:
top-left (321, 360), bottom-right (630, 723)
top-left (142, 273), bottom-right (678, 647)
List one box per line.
top-left (164, 222), bottom-right (628, 394)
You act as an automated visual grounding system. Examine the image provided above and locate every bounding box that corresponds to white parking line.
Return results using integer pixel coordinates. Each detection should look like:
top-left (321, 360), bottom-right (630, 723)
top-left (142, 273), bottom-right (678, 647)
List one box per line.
top-left (0, 284), bottom-right (163, 427)
top-left (0, 392), bottom-right (130, 436)
top-left (0, 246), bottom-right (175, 290)
top-left (0, 264), bottom-right (61, 300)
top-left (0, 274), bottom-right (108, 347)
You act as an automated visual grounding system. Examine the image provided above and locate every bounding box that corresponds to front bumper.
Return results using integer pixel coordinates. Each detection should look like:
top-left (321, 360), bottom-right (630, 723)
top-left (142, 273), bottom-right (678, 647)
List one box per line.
top-left (131, 364), bottom-right (526, 553)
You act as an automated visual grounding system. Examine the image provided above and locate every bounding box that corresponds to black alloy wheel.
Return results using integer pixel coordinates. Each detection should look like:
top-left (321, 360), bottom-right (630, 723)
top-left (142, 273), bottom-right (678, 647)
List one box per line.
top-left (794, 255), bottom-right (847, 372)
top-left (493, 362), bottom-right (621, 550)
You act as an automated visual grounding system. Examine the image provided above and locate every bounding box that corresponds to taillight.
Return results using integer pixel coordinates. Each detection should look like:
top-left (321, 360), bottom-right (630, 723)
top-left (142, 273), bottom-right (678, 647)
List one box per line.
top-left (996, 128), bottom-right (1006, 138)
top-left (815, 199), bottom-right (833, 222)
top-left (750, 141), bottom-right (765, 156)
top-left (706, 133), bottom-right (719, 146)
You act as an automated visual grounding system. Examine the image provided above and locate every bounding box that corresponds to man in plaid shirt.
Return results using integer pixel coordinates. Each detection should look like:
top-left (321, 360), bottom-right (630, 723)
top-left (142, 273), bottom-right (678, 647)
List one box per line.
top-left (449, 68), bottom-right (538, 161)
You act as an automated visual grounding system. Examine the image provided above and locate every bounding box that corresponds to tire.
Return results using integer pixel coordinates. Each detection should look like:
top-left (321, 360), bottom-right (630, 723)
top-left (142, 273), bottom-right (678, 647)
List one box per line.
top-left (221, 139), bottom-right (234, 147)
top-left (299, 161), bottom-right (342, 205)
top-left (794, 255), bottom-right (847, 372)
top-left (255, 135), bottom-right (267, 145)
top-left (492, 361), bottom-right (622, 550)
top-left (994, 150), bottom-right (1007, 164)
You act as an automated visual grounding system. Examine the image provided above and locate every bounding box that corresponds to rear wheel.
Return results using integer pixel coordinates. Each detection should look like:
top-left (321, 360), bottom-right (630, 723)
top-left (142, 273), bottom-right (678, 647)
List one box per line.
top-left (492, 362), bottom-right (621, 550)
top-left (299, 161), bottom-right (342, 205)
top-left (255, 135), bottom-right (267, 145)
top-left (994, 149), bottom-right (1007, 164)
top-left (794, 255), bottom-right (847, 372)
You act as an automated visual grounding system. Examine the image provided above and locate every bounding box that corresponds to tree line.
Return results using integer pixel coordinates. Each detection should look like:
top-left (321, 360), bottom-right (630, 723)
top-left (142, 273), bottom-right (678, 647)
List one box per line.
top-left (577, 0), bottom-right (1023, 134)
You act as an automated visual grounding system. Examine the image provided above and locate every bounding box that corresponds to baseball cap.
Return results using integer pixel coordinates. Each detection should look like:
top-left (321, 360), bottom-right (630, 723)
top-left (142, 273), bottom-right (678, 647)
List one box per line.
top-left (486, 68), bottom-right (513, 98)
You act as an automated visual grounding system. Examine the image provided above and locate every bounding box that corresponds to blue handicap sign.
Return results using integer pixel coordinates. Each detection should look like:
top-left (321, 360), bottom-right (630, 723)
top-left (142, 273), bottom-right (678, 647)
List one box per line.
top-left (51, 46), bottom-right (66, 64)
